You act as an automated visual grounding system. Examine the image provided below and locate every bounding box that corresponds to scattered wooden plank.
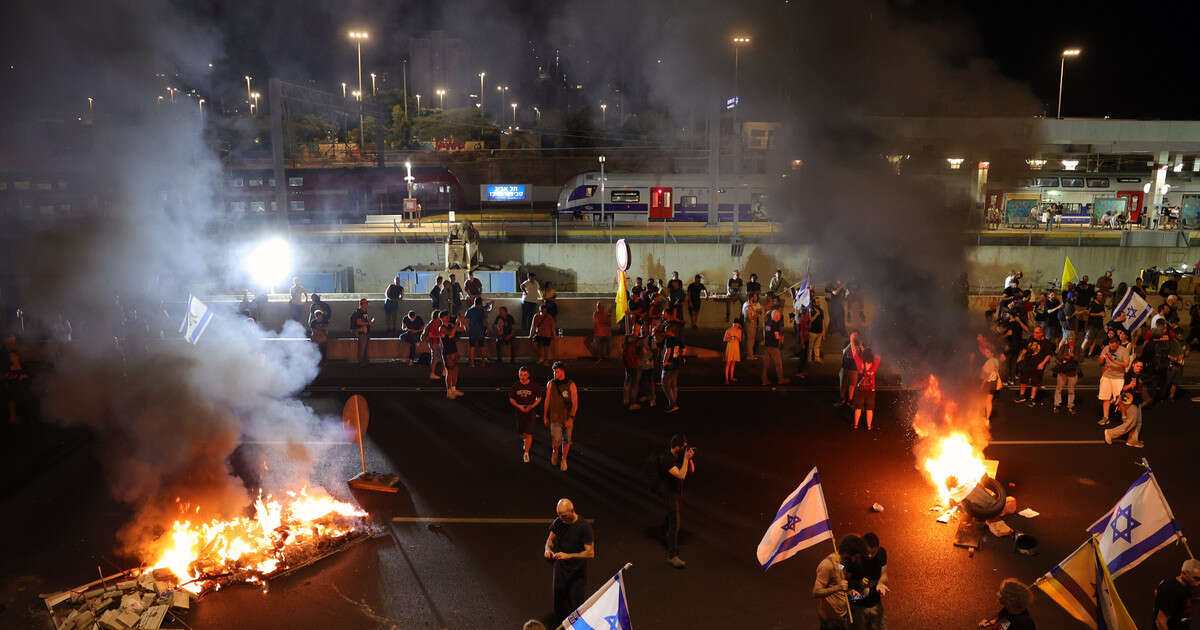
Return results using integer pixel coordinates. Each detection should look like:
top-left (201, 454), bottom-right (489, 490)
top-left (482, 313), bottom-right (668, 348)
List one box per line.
top-left (169, 592), bottom-right (189, 610)
top-left (137, 605), bottom-right (168, 629)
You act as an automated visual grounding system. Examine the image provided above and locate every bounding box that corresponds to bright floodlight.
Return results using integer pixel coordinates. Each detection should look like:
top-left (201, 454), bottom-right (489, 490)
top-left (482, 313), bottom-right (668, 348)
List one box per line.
top-left (1062, 48), bottom-right (1081, 57)
top-left (245, 237), bottom-right (293, 288)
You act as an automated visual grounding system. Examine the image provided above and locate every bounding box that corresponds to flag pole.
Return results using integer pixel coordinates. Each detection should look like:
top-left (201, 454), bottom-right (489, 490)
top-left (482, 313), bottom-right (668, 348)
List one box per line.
top-left (1138, 458), bottom-right (1195, 559)
top-left (813, 467), bottom-right (853, 625)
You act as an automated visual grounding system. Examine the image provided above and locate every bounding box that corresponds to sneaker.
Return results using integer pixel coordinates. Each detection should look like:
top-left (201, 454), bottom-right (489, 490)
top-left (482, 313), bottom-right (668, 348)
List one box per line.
top-left (1125, 441), bottom-right (1144, 448)
top-left (1098, 418), bottom-right (1110, 426)
top-left (453, 389), bottom-right (465, 398)
top-left (1013, 396), bottom-right (1027, 403)
top-left (551, 451), bottom-right (559, 466)
top-left (628, 404), bottom-right (641, 411)
top-left (1026, 400), bottom-right (1038, 408)
top-left (1104, 431), bottom-right (1112, 445)
top-left (1068, 407), bottom-right (1077, 415)
top-left (667, 556), bottom-right (687, 569)
top-left (523, 452), bottom-right (530, 463)
top-left (446, 391), bottom-right (455, 399)
top-left (666, 405), bottom-right (679, 414)
top-left (560, 458), bottom-right (568, 472)
top-left (429, 373), bottom-right (441, 380)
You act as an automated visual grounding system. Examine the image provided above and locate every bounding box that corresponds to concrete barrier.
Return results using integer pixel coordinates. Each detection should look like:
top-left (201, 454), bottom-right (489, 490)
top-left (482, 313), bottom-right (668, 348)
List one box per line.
top-left (315, 335), bottom-right (720, 361)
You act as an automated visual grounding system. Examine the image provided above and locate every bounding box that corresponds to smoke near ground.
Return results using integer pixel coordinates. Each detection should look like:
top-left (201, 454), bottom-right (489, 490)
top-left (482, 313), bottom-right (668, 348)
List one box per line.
top-left (5, 0), bottom-right (346, 561)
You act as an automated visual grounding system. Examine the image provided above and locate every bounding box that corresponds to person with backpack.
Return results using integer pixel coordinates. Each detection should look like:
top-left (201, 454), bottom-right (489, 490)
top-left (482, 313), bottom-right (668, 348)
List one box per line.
top-left (852, 345), bottom-right (881, 430)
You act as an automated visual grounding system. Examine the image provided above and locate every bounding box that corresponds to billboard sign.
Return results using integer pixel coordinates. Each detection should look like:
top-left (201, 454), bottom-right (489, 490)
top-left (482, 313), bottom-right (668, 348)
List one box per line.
top-left (482, 184), bottom-right (529, 202)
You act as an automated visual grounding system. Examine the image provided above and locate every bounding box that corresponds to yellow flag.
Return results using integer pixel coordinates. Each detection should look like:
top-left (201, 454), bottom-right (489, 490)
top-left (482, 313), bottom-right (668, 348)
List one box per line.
top-left (614, 271), bottom-right (628, 323)
top-left (1035, 536), bottom-right (1138, 630)
top-left (1062, 255), bottom-right (1079, 288)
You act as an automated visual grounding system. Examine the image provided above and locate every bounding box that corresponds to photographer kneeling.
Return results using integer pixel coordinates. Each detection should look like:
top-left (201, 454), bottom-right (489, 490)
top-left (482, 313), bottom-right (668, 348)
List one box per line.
top-left (658, 434), bottom-right (696, 569)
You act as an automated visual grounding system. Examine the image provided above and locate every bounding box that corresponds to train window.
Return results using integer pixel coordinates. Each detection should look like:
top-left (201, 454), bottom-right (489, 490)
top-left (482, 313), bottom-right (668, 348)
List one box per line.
top-left (1116, 177), bottom-right (1140, 183)
top-left (682, 196), bottom-right (698, 208)
top-left (268, 178), bottom-right (276, 187)
top-left (248, 178), bottom-right (263, 187)
top-left (1035, 177), bottom-right (1059, 187)
top-left (1061, 177), bottom-right (1085, 188)
top-left (37, 182), bottom-right (52, 191)
top-left (288, 177), bottom-right (304, 187)
top-left (289, 200), bottom-right (305, 212)
top-left (230, 178), bottom-right (244, 187)
top-left (230, 202), bottom-right (246, 213)
top-left (1018, 178), bottom-right (1034, 187)
top-left (1087, 178), bottom-right (1110, 188)
top-left (585, 186), bottom-right (595, 198)
top-left (611, 190), bottom-right (639, 203)
top-left (14, 180), bottom-right (30, 190)
top-left (251, 201), bottom-right (266, 213)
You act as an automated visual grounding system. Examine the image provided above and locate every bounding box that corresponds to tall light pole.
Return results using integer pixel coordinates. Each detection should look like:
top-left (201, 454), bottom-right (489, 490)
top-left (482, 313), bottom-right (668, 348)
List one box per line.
top-left (244, 76), bottom-right (252, 115)
top-left (415, 94), bottom-right (421, 111)
top-left (370, 72), bottom-right (376, 96)
top-left (496, 84), bottom-right (508, 118)
top-left (437, 88), bottom-right (446, 109)
top-left (600, 103), bottom-right (607, 128)
top-left (402, 59), bottom-right (409, 119)
top-left (1057, 48), bottom-right (1081, 119)
top-left (348, 31), bottom-right (369, 157)
top-left (533, 106), bottom-right (540, 123)
top-left (730, 35), bottom-right (751, 239)
top-left (251, 91), bottom-right (260, 116)
top-left (479, 72), bottom-right (486, 113)
top-left (341, 82), bottom-right (347, 99)
top-left (598, 155), bottom-right (606, 224)
top-left (198, 98), bottom-right (205, 116)
top-left (87, 97), bottom-right (93, 113)
top-left (511, 102), bottom-right (518, 127)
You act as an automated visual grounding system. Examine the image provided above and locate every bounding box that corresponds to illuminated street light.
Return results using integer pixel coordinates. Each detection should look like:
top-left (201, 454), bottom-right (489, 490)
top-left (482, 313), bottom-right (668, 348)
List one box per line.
top-left (348, 31), bottom-right (369, 157)
top-left (251, 91), bottom-right (260, 116)
top-left (166, 87), bottom-right (177, 103)
top-left (1057, 48), bottom-right (1081, 119)
top-left (415, 93), bottom-right (421, 111)
top-left (352, 90), bottom-right (362, 101)
top-left (730, 34), bottom-right (751, 238)
top-left (244, 75), bottom-right (252, 116)
top-left (436, 88), bottom-right (446, 109)
top-left (600, 103), bottom-right (607, 128)
top-left (511, 102), bottom-right (518, 126)
top-left (87, 97), bottom-right (93, 112)
top-left (244, 237), bottom-right (293, 290)
top-left (198, 98), bottom-right (205, 115)
top-left (533, 106), bottom-right (541, 122)
top-left (370, 72), bottom-right (376, 96)
top-left (479, 72), bottom-right (486, 112)
top-left (342, 82), bottom-right (347, 99)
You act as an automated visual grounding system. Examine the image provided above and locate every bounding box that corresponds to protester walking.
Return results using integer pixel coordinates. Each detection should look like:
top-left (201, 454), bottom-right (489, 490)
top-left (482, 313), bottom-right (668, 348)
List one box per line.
top-left (1052, 340), bottom-right (1079, 414)
top-left (588, 302), bottom-right (611, 362)
top-left (1097, 338), bottom-right (1130, 424)
top-left (761, 309), bottom-right (788, 386)
top-left (544, 362), bottom-right (578, 471)
top-left (543, 498), bottom-right (594, 625)
top-left (510, 366), bottom-right (542, 463)
top-left (423, 310), bottom-right (445, 380)
top-left (809, 297), bottom-right (827, 364)
top-left (853, 346), bottom-right (880, 430)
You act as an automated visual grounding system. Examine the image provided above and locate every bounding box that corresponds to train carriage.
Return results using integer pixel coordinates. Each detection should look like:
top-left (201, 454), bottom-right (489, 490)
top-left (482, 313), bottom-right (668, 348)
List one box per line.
top-left (556, 172), bottom-right (770, 223)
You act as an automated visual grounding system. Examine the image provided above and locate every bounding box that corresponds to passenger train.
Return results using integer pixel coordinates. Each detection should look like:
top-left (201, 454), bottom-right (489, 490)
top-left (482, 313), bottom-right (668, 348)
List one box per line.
top-left (987, 171), bottom-right (1200, 226)
top-left (556, 172), bottom-right (771, 222)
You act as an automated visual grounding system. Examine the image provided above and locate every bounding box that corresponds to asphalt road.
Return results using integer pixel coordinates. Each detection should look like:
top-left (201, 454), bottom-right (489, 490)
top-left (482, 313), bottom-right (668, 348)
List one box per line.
top-left (2, 359), bottom-right (1197, 629)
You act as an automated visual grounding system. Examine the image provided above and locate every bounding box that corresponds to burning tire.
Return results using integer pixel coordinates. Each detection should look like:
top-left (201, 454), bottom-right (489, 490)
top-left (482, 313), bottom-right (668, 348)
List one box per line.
top-left (959, 475), bottom-right (1007, 521)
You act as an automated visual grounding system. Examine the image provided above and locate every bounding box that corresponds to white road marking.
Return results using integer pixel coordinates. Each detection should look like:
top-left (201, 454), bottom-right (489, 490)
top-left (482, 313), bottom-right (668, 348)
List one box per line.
top-left (392, 517), bottom-right (595, 524)
top-left (988, 440), bottom-right (1108, 445)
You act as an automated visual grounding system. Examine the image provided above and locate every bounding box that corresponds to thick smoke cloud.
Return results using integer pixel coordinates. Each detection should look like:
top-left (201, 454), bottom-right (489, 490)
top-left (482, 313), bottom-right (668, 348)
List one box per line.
top-left (5, 0), bottom-right (345, 560)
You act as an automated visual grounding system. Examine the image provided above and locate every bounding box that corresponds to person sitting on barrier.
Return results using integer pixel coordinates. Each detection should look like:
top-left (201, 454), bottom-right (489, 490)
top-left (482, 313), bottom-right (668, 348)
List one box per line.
top-left (493, 306), bottom-right (517, 364)
top-left (308, 308), bottom-right (329, 362)
top-left (400, 310), bottom-right (424, 365)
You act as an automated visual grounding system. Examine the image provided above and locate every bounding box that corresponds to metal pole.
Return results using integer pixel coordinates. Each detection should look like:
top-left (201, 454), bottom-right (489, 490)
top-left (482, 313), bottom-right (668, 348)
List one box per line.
top-left (733, 46), bottom-right (741, 240)
top-left (357, 41), bottom-right (366, 158)
top-left (1057, 56), bottom-right (1065, 119)
top-left (402, 59), bottom-right (409, 120)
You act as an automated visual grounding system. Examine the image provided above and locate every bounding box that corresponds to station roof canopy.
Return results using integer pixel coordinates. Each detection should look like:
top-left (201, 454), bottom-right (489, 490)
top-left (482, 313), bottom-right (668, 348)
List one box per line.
top-left (867, 117), bottom-right (1200, 155)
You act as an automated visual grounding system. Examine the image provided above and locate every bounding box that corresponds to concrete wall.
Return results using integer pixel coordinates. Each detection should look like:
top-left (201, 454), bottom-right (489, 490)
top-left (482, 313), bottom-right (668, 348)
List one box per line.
top-left (293, 241), bottom-right (1198, 296)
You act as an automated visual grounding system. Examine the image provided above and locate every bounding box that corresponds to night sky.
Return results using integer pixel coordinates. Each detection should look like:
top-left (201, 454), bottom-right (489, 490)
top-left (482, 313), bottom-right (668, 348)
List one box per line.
top-left (0, 0), bottom-right (1197, 120)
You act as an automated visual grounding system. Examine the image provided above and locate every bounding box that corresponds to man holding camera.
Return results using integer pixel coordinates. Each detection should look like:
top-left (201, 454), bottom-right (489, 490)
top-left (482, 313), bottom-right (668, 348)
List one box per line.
top-left (658, 434), bottom-right (696, 569)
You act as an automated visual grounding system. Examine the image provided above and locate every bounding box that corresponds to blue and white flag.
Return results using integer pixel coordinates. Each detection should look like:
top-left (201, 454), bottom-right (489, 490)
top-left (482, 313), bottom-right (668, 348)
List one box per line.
top-left (795, 268), bottom-right (811, 309)
top-left (1112, 289), bottom-right (1152, 331)
top-left (757, 467), bottom-right (833, 570)
top-left (1087, 471), bottom-right (1182, 578)
top-left (563, 566), bottom-right (633, 630)
top-left (178, 294), bottom-right (213, 345)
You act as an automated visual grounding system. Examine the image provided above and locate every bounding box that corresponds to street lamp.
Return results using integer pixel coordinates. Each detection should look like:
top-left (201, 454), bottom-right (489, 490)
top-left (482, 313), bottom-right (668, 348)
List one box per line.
top-left (511, 102), bottom-right (518, 127)
top-left (370, 72), bottom-right (376, 96)
top-left (730, 35), bottom-right (751, 237)
top-left (198, 98), bottom-right (205, 115)
top-left (352, 90), bottom-right (361, 101)
top-left (436, 88), bottom-right (446, 109)
top-left (244, 75), bottom-right (252, 115)
top-left (415, 93), bottom-right (421, 111)
top-left (342, 82), bottom-right (347, 99)
top-left (600, 103), bottom-right (607, 128)
top-left (1057, 48), bottom-right (1081, 119)
top-left (87, 97), bottom-right (93, 112)
top-left (251, 91), bottom-right (260, 115)
top-left (598, 155), bottom-right (607, 224)
top-left (479, 72), bottom-right (486, 112)
top-left (348, 31), bottom-right (369, 157)
top-left (533, 106), bottom-right (541, 122)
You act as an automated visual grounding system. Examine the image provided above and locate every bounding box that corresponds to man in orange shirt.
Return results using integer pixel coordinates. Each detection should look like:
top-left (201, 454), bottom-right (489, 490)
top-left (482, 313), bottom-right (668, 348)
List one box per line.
top-left (588, 302), bottom-right (612, 362)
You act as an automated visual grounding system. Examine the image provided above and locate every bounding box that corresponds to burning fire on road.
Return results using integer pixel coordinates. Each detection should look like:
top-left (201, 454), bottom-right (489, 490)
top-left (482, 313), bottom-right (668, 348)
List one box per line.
top-left (911, 376), bottom-right (992, 506)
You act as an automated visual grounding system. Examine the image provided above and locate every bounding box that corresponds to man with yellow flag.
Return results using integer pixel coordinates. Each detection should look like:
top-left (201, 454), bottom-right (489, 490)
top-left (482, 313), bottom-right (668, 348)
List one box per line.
top-left (1062, 255), bottom-right (1079, 289)
top-left (1034, 535), bottom-right (1137, 629)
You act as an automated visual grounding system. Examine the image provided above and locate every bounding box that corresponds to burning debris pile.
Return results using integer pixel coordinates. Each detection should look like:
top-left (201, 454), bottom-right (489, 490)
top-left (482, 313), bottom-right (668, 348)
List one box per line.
top-left (42, 487), bottom-right (369, 629)
top-left (911, 375), bottom-right (992, 507)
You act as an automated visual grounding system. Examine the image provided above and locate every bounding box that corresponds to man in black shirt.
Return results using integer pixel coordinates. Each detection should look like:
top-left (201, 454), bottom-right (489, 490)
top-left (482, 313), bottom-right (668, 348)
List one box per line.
top-left (349, 299), bottom-right (373, 366)
top-left (493, 306), bottom-right (517, 364)
top-left (384, 275), bottom-right (405, 335)
top-left (686, 274), bottom-right (706, 328)
top-left (846, 532), bottom-right (888, 630)
top-left (667, 271), bottom-right (685, 307)
top-left (1153, 559), bottom-right (1199, 630)
top-left (1014, 327), bottom-right (1052, 405)
top-left (761, 308), bottom-right (789, 386)
top-left (509, 367), bottom-right (542, 463)
top-left (400, 310), bottom-right (425, 365)
top-left (660, 321), bottom-right (684, 413)
top-left (543, 498), bottom-right (595, 624)
top-left (746, 273), bottom-right (762, 299)
top-left (658, 434), bottom-right (695, 569)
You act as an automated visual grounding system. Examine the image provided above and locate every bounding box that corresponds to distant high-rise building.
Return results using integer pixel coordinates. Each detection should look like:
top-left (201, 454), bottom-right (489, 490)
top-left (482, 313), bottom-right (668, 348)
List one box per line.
top-left (409, 31), bottom-right (467, 108)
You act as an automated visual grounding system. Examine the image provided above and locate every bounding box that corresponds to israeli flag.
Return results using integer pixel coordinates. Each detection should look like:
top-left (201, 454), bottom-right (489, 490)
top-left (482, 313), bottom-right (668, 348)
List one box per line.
top-left (563, 567), bottom-right (633, 630)
top-left (757, 467), bottom-right (833, 570)
top-left (795, 271), bottom-right (811, 308)
top-left (178, 294), bottom-right (213, 345)
top-left (1087, 471), bottom-right (1182, 578)
top-left (1112, 289), bottom-right (1152, 331)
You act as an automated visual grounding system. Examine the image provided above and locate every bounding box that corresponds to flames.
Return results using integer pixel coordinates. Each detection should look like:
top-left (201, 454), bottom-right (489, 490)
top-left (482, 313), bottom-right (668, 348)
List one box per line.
top-left (911, 375), bottom-right (990, 505)
top-left (148, 487), bottom-right (367, 593)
